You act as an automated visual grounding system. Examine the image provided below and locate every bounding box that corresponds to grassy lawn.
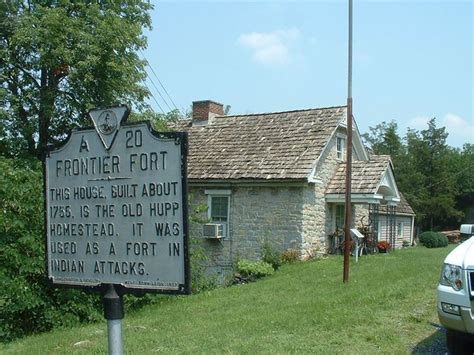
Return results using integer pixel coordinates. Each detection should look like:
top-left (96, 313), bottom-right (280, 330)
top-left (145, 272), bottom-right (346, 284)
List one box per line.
top-left (1, 245), bottom-right (453, 354)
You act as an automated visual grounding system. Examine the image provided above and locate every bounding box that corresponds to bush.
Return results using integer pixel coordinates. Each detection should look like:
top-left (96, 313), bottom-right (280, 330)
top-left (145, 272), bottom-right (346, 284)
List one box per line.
top-left (0, 157), bottom-right (103, 342)
top-left (281, 249), bottom-right (300, 263)
top-left (419, 231), bottom-right (449, 248)
top-left (235, 260), bottom-right (274, 282)
top-left (261, 241), bottom-right (282, 270)
top-left (188, 195), bottom-right (218, 293)
top-left (189, 235), bottom-right (217, 293)
top-left (436, 233), bottom-right (449, 247)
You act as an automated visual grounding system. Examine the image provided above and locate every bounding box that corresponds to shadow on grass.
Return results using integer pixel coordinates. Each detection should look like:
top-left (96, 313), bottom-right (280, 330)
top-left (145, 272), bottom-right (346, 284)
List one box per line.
top-left (411, 324), bottom-right (447, 354)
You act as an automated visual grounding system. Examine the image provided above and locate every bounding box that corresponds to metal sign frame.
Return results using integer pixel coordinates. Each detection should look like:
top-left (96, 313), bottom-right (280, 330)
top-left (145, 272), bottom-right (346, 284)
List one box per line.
top-left (43, 112), bottom-right (190, 296)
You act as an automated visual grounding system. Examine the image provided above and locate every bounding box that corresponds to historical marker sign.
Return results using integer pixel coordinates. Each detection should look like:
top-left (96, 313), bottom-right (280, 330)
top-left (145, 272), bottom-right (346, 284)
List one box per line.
top-left (45, 107), bottom-right (190, 294)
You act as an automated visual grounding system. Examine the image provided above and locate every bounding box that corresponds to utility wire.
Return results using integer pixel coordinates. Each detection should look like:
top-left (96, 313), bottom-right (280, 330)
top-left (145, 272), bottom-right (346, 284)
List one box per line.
top-left (146, 70), bottom-right (173, 112)
top-left (143, 82), bottom-right (166, 115)
top-left (112, 40), bottom-right (165, 116)
top-left (139, 48), bottom-right (181, 113)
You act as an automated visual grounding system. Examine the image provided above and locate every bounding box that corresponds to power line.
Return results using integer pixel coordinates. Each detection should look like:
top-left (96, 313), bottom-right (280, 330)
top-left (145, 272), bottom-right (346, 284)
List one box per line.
top-left (112, 38), bottom-right (180, 116)
top-left (142, 81), bottom-right (166, 115)
top-left (146, 70), bottom-right (173, 112)
top-left (139, 48), bottom-right (180, 113)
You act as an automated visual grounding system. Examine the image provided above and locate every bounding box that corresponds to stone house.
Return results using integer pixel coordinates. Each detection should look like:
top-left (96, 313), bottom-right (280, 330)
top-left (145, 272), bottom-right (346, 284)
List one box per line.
top-left (172, 100), bottom-right (415, 276)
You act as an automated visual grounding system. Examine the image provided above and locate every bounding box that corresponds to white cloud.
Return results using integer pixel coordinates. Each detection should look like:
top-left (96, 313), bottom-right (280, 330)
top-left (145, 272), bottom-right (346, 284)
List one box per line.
top-left (442, 113), bottom-right (474, 146)
top-left (407, 116), bottom-right (430, 130)
top-left (406, 113), bottom-right (473, 147)
top-left (238, 29), bottom-right (301, 66)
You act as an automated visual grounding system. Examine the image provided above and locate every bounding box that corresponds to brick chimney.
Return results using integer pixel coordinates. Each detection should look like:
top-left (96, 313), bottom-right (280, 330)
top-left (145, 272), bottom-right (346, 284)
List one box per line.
top-left (192, 100), bottom-right (224, 125)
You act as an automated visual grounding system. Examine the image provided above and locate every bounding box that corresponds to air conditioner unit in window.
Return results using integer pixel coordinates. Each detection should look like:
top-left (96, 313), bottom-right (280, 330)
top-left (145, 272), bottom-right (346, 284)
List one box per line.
top-left (203, 223), bottom-right (224, 239)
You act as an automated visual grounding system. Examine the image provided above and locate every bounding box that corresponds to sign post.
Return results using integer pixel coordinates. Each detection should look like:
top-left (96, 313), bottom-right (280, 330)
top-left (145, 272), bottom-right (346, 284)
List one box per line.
top-left (44, 106), bottom-right (190, 354)
top-left (103, 284), bottom-right (124, 355)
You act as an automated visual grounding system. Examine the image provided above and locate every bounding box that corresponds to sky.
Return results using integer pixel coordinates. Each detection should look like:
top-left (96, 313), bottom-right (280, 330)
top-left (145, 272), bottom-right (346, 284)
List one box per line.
top-left (143, 1), bottom-right (473, 148)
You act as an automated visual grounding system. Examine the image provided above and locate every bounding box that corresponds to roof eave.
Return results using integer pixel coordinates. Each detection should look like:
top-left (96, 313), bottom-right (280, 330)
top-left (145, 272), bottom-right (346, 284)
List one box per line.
top-left (188, 178), bottom-right (309, 187)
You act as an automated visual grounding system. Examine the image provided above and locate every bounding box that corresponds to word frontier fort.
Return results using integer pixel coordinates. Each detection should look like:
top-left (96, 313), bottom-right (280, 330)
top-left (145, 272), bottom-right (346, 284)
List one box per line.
top-left (54, 151), bottom-right (168, 177)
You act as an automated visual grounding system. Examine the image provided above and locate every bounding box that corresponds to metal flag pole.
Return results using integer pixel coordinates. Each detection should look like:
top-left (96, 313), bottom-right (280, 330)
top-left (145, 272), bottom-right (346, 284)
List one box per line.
top-left (343, 0), bottom-right (353, 283)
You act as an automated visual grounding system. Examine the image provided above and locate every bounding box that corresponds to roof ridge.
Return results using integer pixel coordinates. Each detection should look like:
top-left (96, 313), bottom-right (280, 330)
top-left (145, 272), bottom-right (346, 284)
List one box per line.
top-left (216, 105), bottom-right (347, 119)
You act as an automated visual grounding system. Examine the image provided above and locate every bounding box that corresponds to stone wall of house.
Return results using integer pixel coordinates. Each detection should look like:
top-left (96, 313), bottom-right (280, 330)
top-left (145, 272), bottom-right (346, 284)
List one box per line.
top-left (309, 129), bottom-right (371, 253)
top-left (231, 186), bottom-right (304, 259)
top-left (189, 185), bottom-right (305, 276)
top-left (301, 186), bottom-right (326, 258)
top-left (354, 204), bottom-right (369, 229)
top-left (312, 128), bottom-right (346, 252)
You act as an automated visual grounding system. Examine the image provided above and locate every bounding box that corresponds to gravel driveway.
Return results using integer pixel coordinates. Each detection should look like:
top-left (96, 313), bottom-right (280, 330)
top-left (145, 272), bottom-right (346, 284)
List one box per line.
top-left (411, 325), bottom-right (448, 355)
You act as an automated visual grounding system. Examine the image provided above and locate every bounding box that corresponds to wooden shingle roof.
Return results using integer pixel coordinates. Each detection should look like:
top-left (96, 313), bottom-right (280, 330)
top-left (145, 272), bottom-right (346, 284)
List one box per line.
top-left (172, 106), bottom-right (346, 180)
top-left (380, 193), bottom-right (415, 215)
top-left (325, 155), bottom-right (392, 194)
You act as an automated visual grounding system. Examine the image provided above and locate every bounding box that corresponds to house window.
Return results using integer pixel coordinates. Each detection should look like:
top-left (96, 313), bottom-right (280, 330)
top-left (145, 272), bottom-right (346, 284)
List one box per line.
top-left (335, 204), bottom-right (345, 230)
top-left (205, 189), bottom-right (231, 237)
top-left (336, 136), bottom-right (346, 161)
top-left (397, 222), bottom-right (404, 238)
top-left (210, 196), bottom-right (229, 222)
top-left (334, 204), bottom-right (355, 232)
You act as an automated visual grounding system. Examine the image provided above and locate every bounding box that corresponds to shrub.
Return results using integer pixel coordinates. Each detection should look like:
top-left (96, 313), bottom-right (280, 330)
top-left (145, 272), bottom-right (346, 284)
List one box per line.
top-left (402, 240), bottom-right (410, 248)
top-left (235, 260), bottom-right (274, 282)
top-left (436, 233), bottom-right (449, 247)
top-left (261, 241), bottom-right (282, 270)
top-left (419, 231), bottom-right (449, 248)
top-left (281, 249), bottom-right (300, 263)
top-left (189, 236), bottom-right (217, 293)
top-left (187, 195), bottom-right (217, 293)
top-left (0, 157), bottom-right (103, 342)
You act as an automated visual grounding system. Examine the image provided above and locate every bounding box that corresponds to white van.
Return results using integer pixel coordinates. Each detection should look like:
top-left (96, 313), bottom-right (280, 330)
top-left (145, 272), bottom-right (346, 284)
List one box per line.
top-left (437, 224), bottom-right (474, 354)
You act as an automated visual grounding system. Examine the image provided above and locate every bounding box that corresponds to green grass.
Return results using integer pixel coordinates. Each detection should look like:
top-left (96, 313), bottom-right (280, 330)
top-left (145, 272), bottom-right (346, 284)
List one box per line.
top-left (1, 246), bottom-right (453, 354)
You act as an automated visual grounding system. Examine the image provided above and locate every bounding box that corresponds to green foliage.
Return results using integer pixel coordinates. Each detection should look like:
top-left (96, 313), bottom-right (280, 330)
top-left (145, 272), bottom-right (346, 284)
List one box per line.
top-left (419, 231), bottom-right (449, 248)
top-left (260, 240), bottom-right (282, 270)
top-left (364, 118), bottom-right (469, 231)
top-left (129, 109), bottom-right (182, 132)
top-left (362, 120), bottom-right (404, 159)
top-left (1, 1), bottom-right (153, 159)
top-left (236, 260), bottom-right (274, 280)
top-left (189, 236), bottom-right (217, 293)
top-left (0, 157), bottom-right (103, 342)
top-left (187, 194), bottom-right (217, 293)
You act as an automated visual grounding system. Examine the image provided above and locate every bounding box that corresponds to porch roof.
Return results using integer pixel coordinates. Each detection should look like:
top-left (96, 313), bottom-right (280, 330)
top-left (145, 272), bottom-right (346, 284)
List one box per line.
top-left (380, 193), bottom-right (415, 216)
top-left (325, 155), bottom-right (400, 204)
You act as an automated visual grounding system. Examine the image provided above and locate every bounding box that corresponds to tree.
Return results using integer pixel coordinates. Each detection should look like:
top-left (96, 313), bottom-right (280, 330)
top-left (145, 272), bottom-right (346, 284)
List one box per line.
top-left (130, 108), bottom-right (181, 132)
top-left (362, 120), bottom-right (404, 158)
top-left (452, 144), bottom-right (474, 223)
top-left (363, 118), bottom-right (466, 230)
top-left (362, 120), bottom-right (409, 190)
top-left (404, 119), bottom-right (462, 230)
top-left (1, 1), bottom-right (152, 159)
